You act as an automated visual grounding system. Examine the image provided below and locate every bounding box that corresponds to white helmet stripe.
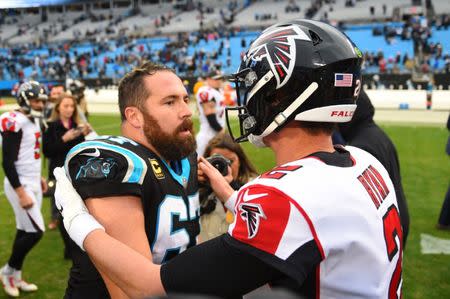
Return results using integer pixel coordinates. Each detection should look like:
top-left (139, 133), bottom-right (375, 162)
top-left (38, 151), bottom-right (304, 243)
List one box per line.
top-left (247, 71), bottom-right (274, 105)
top-left (249, 82), bottom-right (319, 147)
top-left (295, 104), bottom-right (357, 122)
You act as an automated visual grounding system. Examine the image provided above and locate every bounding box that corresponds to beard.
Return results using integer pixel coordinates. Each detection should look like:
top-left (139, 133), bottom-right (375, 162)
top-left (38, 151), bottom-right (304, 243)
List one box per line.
top-left (143, 111), bottom-right (196, 161)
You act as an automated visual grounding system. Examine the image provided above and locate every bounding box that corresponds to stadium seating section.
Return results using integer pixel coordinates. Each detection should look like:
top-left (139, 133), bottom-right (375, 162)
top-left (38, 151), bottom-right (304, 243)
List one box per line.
top-left (0, 0), bottom-right (448, 91)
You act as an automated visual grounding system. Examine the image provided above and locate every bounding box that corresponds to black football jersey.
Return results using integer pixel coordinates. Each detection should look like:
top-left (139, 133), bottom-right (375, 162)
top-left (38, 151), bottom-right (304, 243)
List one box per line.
top-left (65, 135), bottom-right (200, 263)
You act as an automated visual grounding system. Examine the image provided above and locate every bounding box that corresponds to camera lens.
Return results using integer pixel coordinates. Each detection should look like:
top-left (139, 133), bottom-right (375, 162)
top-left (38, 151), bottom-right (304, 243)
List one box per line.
top-left (206, 154), bottom-right (231, 176)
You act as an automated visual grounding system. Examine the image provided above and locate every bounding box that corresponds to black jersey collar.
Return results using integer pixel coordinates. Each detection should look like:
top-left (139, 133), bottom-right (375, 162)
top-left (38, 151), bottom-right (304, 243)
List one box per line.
top-left (305, 145), bottom-right (354, 167)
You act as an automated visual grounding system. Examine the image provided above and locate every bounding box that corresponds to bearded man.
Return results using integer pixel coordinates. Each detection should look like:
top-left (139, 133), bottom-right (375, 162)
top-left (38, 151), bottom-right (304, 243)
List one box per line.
top-left (60, 62), bottom-right (200, 299)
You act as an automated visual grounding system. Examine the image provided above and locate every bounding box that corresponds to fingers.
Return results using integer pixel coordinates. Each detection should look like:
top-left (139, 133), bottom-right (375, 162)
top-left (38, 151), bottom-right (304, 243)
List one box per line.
top-left (53, 167), bottom-right (65, 180)
top-left (54, 167), bottom-right (73, 191)
top-left (23, 202), bottom-right (34, 210)
top-left (198, 156), bottom-right (215, 173)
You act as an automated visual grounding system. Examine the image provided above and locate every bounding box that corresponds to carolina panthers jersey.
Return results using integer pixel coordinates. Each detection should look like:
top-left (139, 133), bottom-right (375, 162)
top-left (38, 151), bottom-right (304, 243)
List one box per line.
top-left (64, 135), bottom-right (200, 264)
top-left (227, 146), bottom-right (403, 298)
top-left (0, 111), bottom-right (41, 178)
top-left (196, 86), bottom-right (226, 156)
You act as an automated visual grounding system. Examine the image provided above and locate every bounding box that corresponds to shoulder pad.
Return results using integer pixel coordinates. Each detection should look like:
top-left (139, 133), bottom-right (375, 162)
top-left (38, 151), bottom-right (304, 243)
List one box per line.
top-left (0, 112), bottom-right (23, 133)
top-left (197, 87), bottom-right (213, 104)
top-left (65, 139), bottom-right (148, 185)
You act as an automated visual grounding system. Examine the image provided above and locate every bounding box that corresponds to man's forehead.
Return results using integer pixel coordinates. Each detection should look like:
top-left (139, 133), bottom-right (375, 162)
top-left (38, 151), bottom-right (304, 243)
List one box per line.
top-left (144, 72), bottom-right (188, 97)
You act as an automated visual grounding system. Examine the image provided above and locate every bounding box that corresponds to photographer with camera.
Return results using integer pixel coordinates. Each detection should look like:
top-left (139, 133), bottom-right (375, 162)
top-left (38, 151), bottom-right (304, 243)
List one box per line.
top-left (42, 93), bottom-right (91, 259)
top-left (199, 132), bottom-right (258, 242)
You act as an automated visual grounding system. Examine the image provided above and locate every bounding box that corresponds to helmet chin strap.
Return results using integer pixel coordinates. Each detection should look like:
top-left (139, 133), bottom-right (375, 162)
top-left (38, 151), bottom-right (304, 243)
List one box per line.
top-left (30, 109), bottom-right (43, 118)
top-left (248, 82), bottom-right (319, 148)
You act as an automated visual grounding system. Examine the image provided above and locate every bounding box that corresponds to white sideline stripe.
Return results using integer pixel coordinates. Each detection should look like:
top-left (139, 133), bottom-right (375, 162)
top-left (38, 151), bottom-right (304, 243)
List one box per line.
top-left (420, 233), bottom-right (450, 254)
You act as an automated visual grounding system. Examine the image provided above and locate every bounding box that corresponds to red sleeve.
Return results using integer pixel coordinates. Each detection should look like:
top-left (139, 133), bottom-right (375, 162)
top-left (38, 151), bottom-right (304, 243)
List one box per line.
top-left (230, 185), bottom-right (292, 255)
top-left (198, 91), bottom-right (210, 104)
top-left (0, 113), bottom-right (20, 133)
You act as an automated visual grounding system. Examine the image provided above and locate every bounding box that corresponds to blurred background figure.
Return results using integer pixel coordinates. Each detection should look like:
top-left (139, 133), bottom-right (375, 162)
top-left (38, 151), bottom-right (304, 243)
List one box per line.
top-left (199, 132), bottom-right (257, 242)
top-left (42, 93), bottom-right (92, 259)
top-left (44, 84), bottom-right (66, 121)
top-left (337, 90), bottom-right (410, 246)
top-left (437, 113), bottom-right (450, 230)
top-left (66, 78), bottom-right (89, 120)
top-left (44, 83), bottom-right (67, 230)
top-left (0, 81), bottom-right (48, 297)
top-left (195, 70), bottom-right (226, 157)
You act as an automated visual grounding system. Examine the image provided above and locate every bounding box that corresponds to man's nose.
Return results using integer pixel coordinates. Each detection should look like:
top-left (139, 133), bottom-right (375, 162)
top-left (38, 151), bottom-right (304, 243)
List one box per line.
top-left (181, 100), bottom-right (193, 118)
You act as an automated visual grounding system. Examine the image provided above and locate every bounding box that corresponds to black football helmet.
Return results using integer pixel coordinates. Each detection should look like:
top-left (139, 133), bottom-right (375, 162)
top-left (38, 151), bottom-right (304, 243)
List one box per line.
top-left (66, 78), bottom-right (85, 101)
top-left (226, 19), bottom-right (363, 147)
top-left (17, 81), bottom-right (48, 118)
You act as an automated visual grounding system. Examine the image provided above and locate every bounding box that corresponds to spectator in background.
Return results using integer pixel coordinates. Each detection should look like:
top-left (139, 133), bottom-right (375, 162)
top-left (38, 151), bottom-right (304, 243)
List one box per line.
top-left (44, 84), bottom-right (66, 129)
top-left (67, 79), bottom-right (89, 120)
top-left (43, 93), bottom-right (91, 259)
top-left (195, 70), bottom-right (226, 156)
top-left (44, 83), bottom-right (67, 230)
top-left (437, 113), bottom-right (450, 230)
top-left (199, 132), bottom-right (257, 242)
top-left (338, 90), bottom-right (410, 246)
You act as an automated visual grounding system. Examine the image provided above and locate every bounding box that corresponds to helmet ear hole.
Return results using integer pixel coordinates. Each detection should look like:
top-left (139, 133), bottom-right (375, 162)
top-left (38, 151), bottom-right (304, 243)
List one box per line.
top-left (309, 30), bottom-right (323, 46)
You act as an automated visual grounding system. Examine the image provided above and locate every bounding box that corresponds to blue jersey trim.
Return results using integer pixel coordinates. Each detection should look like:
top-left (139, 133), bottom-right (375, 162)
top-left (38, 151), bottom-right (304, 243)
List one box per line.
top-left (161, 157), bottom-right (191, 187)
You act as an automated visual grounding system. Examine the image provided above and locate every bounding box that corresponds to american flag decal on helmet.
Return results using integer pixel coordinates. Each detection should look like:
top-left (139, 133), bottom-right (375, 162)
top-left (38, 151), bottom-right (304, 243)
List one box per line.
top-left (245, 25), bottom-right (311, 89)
top-left (239, 203), bottom-right (266, 239)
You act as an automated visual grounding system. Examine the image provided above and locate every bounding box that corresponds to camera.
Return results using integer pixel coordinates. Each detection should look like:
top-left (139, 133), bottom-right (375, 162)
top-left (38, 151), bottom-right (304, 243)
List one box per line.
top-left (206, 154), bottom-right (231, 176)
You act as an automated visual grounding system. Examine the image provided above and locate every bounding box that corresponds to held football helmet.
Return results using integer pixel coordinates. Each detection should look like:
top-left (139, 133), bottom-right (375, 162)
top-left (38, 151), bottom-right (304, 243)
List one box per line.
top-left (66, 78), bottom-right (85, 101)
top-left (226, 19), bottom-right (363, 147)
top-left (17, 81), bottom-right (48, 118)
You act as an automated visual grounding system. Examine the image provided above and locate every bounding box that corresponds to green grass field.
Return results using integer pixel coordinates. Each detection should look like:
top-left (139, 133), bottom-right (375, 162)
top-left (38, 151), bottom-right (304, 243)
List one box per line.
top-left (0, 113), bottom-right (449, 298)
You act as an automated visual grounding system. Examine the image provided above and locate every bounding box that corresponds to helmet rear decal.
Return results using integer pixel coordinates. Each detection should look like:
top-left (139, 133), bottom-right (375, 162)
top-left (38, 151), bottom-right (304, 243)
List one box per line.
top-left (245, 25), bottom-right (311, 89)
top-left (334, 73), bottom-right (353, 87)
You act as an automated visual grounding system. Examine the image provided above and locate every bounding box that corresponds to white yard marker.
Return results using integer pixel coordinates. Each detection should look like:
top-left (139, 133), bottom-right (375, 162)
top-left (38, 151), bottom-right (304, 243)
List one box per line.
top-left (421, 233), bottom-right (450, 254)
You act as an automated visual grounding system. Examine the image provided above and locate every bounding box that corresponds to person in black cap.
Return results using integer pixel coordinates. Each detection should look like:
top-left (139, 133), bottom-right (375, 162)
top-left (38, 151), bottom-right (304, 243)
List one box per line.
top-left (195, 70), bottom-right (225, 156)
top-left (338, 89), bottom-right (410, 246)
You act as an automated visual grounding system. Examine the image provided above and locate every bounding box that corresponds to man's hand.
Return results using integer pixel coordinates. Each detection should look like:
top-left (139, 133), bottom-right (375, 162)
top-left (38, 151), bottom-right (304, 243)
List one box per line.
top-left (41, 177), bottom-right (48, 194)
top-left (53, 167), bottom-right (104, 250)
top-left (16, 187), bottom-right (34, 209)
top-left (198, 156), bottom-right (235, 203)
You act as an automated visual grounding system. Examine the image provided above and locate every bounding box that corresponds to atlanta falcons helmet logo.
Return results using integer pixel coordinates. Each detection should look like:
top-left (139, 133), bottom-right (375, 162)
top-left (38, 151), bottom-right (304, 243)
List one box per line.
top-left (244, 25), bottom-right (311, 89)
top-left (239, 203), bottom-right (266, 239)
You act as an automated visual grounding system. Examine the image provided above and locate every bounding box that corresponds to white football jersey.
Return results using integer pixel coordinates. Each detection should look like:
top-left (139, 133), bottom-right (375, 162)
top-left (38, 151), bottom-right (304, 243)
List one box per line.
top-left (0, 111), bottom-right (42, 179)
top-left (196, 86), bottom-right (225, 156)
top-left (228, 146), bottom-right (403, 298)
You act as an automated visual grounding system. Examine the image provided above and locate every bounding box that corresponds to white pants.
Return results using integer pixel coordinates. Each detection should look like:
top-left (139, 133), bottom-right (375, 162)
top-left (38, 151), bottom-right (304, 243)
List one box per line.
top-left (196, 130), bottom-right (216, 157)
top-left (4, 178), bottom-right (45, 233)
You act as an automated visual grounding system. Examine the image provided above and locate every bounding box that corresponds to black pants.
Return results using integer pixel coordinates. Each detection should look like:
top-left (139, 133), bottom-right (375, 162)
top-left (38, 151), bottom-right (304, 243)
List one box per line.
top-left (64, 248), bottom-right (110, 299)
top-left (438, 185), bottom-right (450, 226)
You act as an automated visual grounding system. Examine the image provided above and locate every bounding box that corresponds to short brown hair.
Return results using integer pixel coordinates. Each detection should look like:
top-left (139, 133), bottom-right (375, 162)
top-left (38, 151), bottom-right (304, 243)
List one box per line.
top-left (118, 62), bottom-right (175, 121)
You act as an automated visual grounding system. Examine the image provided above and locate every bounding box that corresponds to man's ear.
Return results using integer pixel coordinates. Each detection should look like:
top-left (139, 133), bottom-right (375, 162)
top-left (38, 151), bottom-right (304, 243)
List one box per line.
top-left (124, 107), bottom-right (144, 128)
